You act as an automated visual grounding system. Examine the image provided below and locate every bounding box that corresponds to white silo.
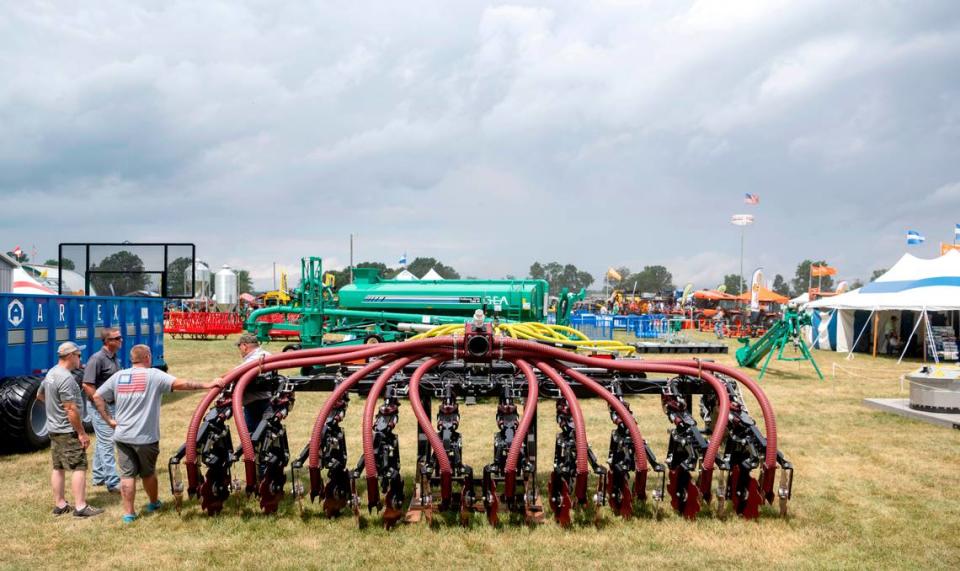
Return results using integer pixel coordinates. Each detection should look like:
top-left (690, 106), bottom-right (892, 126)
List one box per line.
top-left (193, 261), bottom-right (212, 298)
top-left (215, 265), bottom-right (238, 305)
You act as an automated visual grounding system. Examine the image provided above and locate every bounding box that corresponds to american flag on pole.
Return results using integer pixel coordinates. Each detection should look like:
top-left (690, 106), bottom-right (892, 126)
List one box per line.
top-left (117, 371), bottom-right (147, 394)
top-left (12, 245), bottom-right (23, 260)
top-left (744, 193), bottom-right (759, 205)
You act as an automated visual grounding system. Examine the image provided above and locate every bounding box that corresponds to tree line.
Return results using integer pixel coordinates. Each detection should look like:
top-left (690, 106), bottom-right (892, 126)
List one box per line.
top-left (13, 248), bottom-right (892, 299)
top-left (721, 260), bottom-right (889, 298)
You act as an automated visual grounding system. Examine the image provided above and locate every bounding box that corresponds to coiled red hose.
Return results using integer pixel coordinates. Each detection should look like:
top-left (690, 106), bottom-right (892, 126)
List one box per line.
top-left (360, 356), bottom-right (417, 506)
top-left (533, 359), bottom-right (590, 504)
top-left (503, 358), bottom-right (538, 498)
top-left (406, 355), bottom-right (454, 503)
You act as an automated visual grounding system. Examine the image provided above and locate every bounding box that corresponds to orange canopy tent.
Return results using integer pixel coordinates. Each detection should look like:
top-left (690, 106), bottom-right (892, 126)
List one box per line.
top-left (735, 287), bottom-right (788, 304)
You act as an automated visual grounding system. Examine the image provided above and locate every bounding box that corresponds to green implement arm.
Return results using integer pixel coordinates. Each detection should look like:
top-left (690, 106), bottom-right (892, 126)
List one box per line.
top-left (735, 308), bottom-right (823, 380)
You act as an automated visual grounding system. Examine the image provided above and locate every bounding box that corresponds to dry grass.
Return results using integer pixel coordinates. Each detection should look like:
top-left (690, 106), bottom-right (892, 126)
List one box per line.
top-left (1, 333), bottom-right (959, 570)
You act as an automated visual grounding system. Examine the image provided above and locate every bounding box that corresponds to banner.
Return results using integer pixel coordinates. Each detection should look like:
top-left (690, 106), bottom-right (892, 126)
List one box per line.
top-left (750, 268), bottom-right (763, 311)
top-left (606, 267), bottom-right (622, 282)
top-left (810, 265), bottom-right (837, 277)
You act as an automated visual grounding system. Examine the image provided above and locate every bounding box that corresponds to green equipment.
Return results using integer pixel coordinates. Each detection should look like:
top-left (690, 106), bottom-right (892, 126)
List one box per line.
top-left (735, 306), bottom-right (823, 380)
top-left (246, 257), bottom-right (584, 348)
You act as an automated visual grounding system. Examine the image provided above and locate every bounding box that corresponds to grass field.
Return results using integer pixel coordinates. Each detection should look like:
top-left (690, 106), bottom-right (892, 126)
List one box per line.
top-left (2, 333), bottom-right (959, 570)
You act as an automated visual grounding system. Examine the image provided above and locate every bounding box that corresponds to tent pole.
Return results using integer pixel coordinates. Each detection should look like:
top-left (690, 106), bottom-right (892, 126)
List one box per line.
top-left (921, 309), bottom-right (927, 363)
top-left (872, 311), bottom-right (879, 358)
top-left (846, 308), bottom-right (875, 360)
top-left (898, 309), bottom-right (925, 365)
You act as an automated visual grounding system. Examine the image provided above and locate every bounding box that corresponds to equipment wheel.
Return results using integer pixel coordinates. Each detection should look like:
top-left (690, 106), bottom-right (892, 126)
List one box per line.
top-left (282, 344), bottom-right (302, 353)
top-left (0, 376), bottom-right (50, 452)
top-left (364, 335), bottom-right (383, 345)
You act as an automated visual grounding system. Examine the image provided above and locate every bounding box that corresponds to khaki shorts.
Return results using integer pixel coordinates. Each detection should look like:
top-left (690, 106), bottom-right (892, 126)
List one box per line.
top-left (115, 441), bottom-right (160, 479)
top-left (50, 432), bottom-right (87, 471)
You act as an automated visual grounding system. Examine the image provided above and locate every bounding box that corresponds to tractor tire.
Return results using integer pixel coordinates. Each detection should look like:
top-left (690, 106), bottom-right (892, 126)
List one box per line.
top-left (282, 344), bottom-right (302, 353)
top-left (0, 376), bottom-right (50, 453)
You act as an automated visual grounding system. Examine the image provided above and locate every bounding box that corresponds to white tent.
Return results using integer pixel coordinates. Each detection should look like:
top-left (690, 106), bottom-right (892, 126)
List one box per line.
top-left (808, 250), bottom-right (960, 312)
top-left (806, 250), bottom-right (960, 359)
top-left (394, 269), bottom-right (418, 281)
top-left (421, 268), bottom-right (444, 280)
top-left (790, 292), bottom-right (810, 305)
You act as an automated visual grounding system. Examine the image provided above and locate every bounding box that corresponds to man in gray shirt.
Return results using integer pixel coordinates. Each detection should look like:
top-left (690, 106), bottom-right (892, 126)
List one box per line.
top-left (36, 342), bottom-right (104, 518)
top-left (93, 344), bottom-right (224, 523)
top-left (82, 327), bottom-right (123, 492)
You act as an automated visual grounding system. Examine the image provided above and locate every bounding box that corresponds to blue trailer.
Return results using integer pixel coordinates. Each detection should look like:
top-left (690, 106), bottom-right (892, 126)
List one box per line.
top-left (0, 292), bottom-right (166, 451)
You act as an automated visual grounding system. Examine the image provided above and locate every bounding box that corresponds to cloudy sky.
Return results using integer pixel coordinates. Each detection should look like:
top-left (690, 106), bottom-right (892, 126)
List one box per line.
top-left (2, 1), bottom-right (959, 291)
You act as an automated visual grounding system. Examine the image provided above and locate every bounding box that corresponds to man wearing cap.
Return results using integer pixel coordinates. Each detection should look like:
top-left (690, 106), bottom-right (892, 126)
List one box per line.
top-left (36, 342), bottom-right (105, 518)
top-left (92, 344), bottom-right (224, 523)
top-left (234, 334), bottom-right (272, 431)
top-left (82, 327), bottom-right (123, 493)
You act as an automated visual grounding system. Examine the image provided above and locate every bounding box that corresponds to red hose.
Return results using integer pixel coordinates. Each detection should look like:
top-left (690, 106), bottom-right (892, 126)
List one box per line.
top-left (308, 356), bottom-right (396, 469)
top-left (533, 359), bottom-right (590, 504)
top-left (406, 355), bottom-right (454, 503)
top-left (185, 342), bottom-right (403, 466)
top-left (503, 359), bottom-right (538, 498)
top-left (552, 362), bottom-right (649, 500)
top-left (361, 356), bottom-right (417, 506)
top-left (662, 360), bottom-right (778, 484)
top-left (498, 341), bottom-right (731, 499)
top-left (224, 338), bottom-right (459, 492)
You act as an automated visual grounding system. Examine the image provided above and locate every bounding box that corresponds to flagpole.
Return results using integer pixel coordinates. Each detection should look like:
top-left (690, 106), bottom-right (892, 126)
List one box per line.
top-left (739, 225), bottom-right (745, 296)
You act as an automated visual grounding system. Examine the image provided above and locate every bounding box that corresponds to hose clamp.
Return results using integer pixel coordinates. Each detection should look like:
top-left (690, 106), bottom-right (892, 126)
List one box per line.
top-left (258, 353), bottom-right (267, 376)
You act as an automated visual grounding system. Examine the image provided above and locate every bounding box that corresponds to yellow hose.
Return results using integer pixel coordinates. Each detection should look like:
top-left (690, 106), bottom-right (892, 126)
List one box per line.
top-left (409, 322), bottom-right (635, 355)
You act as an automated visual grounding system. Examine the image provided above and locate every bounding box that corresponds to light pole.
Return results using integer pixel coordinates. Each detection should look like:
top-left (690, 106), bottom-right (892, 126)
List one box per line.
top-left (731, 214), bottom-right (754, 296)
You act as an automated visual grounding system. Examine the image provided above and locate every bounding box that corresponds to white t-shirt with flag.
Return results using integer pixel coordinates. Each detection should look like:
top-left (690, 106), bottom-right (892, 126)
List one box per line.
top-left (96, 367), bottom-right (175, 445)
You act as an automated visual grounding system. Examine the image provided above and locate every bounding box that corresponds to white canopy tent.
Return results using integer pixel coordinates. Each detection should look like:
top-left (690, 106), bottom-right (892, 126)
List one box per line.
top-left (421, 268), bottom-right (444, 280)
top-left (806, 250), bottom-right (960, 360)
top-left (394, 269), bottom-right (418, 281)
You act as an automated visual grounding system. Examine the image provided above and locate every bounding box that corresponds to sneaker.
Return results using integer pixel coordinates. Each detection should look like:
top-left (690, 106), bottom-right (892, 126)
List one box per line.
top-left (121, 513), bottom-right (137, 524)
top-left (52, 504), bottom-right (72, 516)
top-left (73, 505), bottom-right (105, 518)
top-left (145, 500), bottom-right (163, 513)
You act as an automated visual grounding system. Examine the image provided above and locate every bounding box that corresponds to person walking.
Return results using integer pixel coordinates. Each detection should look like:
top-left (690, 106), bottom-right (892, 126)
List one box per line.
top-left (37, 342), bottom-right (105, 518)
top-left (93, 344), bottom-right (224, 523)
top-left (713, 308), bottom-right (726, 339)
top-left (82, 327), bottom-right (123, 493)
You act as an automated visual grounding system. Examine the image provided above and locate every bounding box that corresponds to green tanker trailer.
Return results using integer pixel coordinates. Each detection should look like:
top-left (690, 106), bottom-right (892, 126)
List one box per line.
top-left (246, 257), bottom-right (582, 349)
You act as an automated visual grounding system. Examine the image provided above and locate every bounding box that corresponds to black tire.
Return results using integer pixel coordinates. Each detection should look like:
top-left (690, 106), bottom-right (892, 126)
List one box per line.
top-left (282, 344), bottom-right (302, 353)
top-left (0, 376), bottom-right (50, 452)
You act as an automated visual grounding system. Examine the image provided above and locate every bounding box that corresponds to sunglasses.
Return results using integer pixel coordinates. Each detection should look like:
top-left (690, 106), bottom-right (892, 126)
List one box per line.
top-left (108, 336), bottom-right (123, 341)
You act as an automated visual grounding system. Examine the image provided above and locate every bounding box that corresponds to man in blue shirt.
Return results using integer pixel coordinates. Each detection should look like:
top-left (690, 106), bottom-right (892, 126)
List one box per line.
top-left (82, 327), bottom-right (123, 492)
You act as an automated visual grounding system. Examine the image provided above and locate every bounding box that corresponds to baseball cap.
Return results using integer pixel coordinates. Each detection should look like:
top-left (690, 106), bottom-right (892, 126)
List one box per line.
top-left (57, 341), bottom-right (82, 357)
top-left (235, 334), bottom-right (260, 346)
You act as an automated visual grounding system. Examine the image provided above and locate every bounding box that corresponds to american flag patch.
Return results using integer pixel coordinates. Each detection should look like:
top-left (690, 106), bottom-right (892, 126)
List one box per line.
top-left (117, 372), bottom-right (147, 394)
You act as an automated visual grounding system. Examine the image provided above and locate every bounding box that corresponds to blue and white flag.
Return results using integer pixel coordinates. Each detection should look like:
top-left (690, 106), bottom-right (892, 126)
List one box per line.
top-left (955, 223), bottom-right (960, 237)
top-left (398, 252), bottom-right (407, 265)
top-left (906, 230), bottom-right (925, 245)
